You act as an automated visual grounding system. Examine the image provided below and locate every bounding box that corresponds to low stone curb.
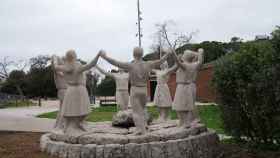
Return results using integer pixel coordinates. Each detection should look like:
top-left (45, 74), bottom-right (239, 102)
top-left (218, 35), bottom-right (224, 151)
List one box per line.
top-left (41, 131), bottom-right (219, 158)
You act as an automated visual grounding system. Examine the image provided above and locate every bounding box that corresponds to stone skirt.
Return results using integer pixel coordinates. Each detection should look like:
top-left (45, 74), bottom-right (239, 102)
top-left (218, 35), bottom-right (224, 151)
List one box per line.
top-left (172, 83), bottom-right (196, 111)
top-left (61, 85), bottom-right (91, 117)
top-left (115, 90), bottom-right (129, 110)
top-left (154, 83), bottom-right (172, 108)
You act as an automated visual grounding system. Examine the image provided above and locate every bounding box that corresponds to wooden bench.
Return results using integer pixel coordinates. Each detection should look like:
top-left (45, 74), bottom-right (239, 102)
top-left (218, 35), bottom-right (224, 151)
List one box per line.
top-left (99, 96), bottom-right (116, 106)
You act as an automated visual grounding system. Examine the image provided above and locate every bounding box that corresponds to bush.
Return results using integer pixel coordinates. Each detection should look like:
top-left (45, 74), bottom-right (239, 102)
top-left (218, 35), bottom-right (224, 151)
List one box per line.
top-left (96, 76), bottom-right (116, 96)
top-left (213, 36), bottom-right (280, 147)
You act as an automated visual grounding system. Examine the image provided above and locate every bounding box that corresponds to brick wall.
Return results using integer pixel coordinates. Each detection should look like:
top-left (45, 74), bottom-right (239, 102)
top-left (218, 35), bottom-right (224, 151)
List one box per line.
top-left (196, 63), bottom-right (217, 102)
top-left (147, 63), bottom-right (217, 103)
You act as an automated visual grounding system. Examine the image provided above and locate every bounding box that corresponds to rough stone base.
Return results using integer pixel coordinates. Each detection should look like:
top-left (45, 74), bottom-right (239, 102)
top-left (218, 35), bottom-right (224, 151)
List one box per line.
top-left (112, 109), bottom-right (153, 128)
top-left (41, 121), bottom-right (220, 158)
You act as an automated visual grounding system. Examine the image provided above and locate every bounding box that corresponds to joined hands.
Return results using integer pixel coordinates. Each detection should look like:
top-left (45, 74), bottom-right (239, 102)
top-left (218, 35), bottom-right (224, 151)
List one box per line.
top-left (99, 50), bottom-right (106, 58)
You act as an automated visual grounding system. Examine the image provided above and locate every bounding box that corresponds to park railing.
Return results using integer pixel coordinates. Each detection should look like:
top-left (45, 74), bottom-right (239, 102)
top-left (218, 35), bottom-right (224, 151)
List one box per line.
top-left (0, 92), bottom-right (27, 108)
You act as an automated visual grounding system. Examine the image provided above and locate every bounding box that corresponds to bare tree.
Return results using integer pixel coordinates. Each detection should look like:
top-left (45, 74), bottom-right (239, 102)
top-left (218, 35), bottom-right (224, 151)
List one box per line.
top-left (0, 56), bottom-right (28, 98)
top-left (0, 56), bottom-right (13, 79)
top-left (155, 20), bottom-right (198, 51)
top-left (150, 20), bottom-right (198, 67)
top-left (0, 56), bottom-right (27, 80)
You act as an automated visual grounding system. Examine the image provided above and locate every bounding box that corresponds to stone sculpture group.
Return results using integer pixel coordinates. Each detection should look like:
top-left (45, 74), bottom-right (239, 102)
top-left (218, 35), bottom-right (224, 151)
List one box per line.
top-left (51, 47), bottom-right (203, 135)
top-left (42, 47), bottom-right (219, 158)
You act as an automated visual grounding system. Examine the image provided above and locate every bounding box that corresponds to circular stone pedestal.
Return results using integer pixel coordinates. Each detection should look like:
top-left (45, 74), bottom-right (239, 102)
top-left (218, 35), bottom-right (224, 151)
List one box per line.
top-left (40, 120), bottom-right (220, 158)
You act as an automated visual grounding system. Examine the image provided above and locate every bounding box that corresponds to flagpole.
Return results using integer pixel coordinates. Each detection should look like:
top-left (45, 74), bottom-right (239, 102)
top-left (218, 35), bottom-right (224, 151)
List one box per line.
top-left (137, 0), bottom-right (143, 47)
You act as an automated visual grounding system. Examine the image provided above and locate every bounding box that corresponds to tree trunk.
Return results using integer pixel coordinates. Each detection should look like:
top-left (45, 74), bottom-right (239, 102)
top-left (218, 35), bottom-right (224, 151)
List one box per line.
top-left (38, 97), bottom-right (41, 107)
top-left (15, 85), bottom-right (24, 101)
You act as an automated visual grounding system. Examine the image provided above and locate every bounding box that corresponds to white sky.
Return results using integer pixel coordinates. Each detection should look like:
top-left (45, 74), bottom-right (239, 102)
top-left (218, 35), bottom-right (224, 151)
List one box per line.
top-left (0, 0), bottom-right (279, 69)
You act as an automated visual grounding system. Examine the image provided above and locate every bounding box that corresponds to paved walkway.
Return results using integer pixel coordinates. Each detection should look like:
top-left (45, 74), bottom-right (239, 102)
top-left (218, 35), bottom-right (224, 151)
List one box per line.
top-left (0, 100), bottom-right (59, 132)
top-left (0, 100), bottom-right (223, 136)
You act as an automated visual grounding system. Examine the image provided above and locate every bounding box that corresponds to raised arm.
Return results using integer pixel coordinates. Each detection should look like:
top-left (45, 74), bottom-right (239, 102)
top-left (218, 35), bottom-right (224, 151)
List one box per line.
top-left (52, 55), bottom-right (72, 73)
top-left (194, 48), bottom-right (204, 67)
top-left (149, 52), bottom-right (170, 69)
top-left (171, 50), bottom-right (186, 70)
top-left (164, 63), bottom-right (178, 76)
top-left (95, 65), bottom-right (114, 78)
top-left (100, 51), bottom-right (131, 70)
top-left (78, 52), bottom-right (101, 72)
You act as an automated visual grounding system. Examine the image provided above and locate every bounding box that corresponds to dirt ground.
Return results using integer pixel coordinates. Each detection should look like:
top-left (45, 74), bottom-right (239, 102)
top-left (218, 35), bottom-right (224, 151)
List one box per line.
top-left (0, 132), bottom-right (53, 158)
top-left (0, 132), bottom-right (279, 158)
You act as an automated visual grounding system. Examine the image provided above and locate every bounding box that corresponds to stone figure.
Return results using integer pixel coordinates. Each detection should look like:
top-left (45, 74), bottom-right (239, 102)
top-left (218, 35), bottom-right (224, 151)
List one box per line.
top-left (52, 49), bottom-right (101, 135)
top-left (99, 47), bottom-right (170, 135)
top-left (52, 56), bottom-right (67, 130)
top-left (95, 65), bottom-right (129, 111)
top-left (152, 64), bottom-right (177, 122)
top-left (171, 48), bottom-right (204, 128)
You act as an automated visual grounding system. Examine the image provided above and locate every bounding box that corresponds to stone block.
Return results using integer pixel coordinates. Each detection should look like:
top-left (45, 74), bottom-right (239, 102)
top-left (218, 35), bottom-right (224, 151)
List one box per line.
top-left (81, 144), bottom-right (97, 158)
top-left (67, 144), bottom-right (82, 158)
top-left (103, 144), bottom-right (125, 158)
top-left (124, 143), bottom-right (151, 158)
top-left (128, 133), bottom-right (160, 144)
top-left (150, 141), bottom-right (167, 158)
top-left (79, 133), bottom-right (129, 145)
top-left (96, 145), bottom-right (104, 158)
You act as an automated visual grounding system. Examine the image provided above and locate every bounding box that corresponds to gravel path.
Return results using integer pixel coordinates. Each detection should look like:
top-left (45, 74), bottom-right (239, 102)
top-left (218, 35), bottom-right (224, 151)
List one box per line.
top-left (0, 100), bottom-right (59, 132)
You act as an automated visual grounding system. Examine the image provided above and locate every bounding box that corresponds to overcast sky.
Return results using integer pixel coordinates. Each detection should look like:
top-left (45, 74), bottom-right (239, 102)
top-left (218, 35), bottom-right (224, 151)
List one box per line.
top-left (0, 0), bottom-right (279, 69)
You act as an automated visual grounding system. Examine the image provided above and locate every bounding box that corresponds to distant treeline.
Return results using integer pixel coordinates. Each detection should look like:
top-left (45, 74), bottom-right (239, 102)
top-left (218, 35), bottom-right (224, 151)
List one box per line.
top-left (143, 37), bottom-right (263, 65)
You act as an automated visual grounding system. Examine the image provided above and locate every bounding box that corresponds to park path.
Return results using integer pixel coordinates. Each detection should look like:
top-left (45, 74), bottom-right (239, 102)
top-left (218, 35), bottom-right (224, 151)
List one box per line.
top-left (0, 100), bottom-right (59, 132)
top-left (0, 100), bottom-right (230, 140)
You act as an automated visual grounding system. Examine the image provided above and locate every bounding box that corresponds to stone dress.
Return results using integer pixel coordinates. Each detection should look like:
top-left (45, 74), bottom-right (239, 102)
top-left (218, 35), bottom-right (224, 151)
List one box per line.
top-left (153, 70), bottom-right (172, 108)
top-left (113, 73), bottom-right (129, 110)
top-left (172, 58), bottom-right (202, 111)
top-left (55, 62), bottom-right (91, 117)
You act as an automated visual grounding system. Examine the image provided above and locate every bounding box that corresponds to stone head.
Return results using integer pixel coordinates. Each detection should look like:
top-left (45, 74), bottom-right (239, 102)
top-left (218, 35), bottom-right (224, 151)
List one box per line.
top-left (198, 48), bottom-right (204, 53)
top-left (133, 47), bottom-right (144, 60)
top-left (160, 48), bottom-right (171, 56)
top-left (182, 50), bottom-right (196, 63)
top-left (65, 49), bottom-right (77, 63)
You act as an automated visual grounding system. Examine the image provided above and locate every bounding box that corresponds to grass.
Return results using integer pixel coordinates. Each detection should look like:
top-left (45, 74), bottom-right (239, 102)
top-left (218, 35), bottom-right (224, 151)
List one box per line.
top-left (222, 138), bottom-right (280, 151)
top-left (198, 105), bottom-right (224, 134)
top-left (38, 106), bottom-right (118, 122)
top-left (38, 104), bottom-right (224, 133)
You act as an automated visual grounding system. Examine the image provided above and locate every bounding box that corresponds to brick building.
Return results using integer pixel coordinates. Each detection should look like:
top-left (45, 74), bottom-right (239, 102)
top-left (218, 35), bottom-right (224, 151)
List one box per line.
top-left (147, 63), bottom-right (217, 103)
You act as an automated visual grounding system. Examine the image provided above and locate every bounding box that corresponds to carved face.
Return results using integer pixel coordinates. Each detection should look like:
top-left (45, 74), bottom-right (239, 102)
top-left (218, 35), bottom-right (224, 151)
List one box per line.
top-left (133, 47), bottom-right (143, 60)
top-left (65, 49), bottom-right (77, 63)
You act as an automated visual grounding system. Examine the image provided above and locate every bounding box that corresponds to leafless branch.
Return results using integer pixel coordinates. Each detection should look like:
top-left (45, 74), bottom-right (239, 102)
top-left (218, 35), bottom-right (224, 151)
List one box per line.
top-left (0, 56), bottom-right (28, 79)
top-left (154, 21), bottom-right (198, 51)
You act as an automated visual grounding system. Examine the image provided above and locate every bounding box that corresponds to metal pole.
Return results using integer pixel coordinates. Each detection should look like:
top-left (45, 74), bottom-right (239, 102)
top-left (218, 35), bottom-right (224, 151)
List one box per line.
top-left (137, 0), bottom-right (142, 47)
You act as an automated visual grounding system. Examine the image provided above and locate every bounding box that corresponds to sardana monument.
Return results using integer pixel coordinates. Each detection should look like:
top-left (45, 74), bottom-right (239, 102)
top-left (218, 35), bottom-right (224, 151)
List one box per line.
top-left (40, 48), bottom-right (220, 158)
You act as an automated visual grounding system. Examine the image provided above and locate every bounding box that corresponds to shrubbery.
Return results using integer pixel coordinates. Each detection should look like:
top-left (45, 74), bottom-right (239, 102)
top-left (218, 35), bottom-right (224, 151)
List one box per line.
top-left (213, 27), bottom-right (280, 148)
top-left (96, 76), bottom-right (116, 96)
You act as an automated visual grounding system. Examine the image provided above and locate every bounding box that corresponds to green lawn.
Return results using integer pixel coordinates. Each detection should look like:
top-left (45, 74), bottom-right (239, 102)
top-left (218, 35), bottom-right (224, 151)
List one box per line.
top-left (38, 104), bottom-right (224, 133)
